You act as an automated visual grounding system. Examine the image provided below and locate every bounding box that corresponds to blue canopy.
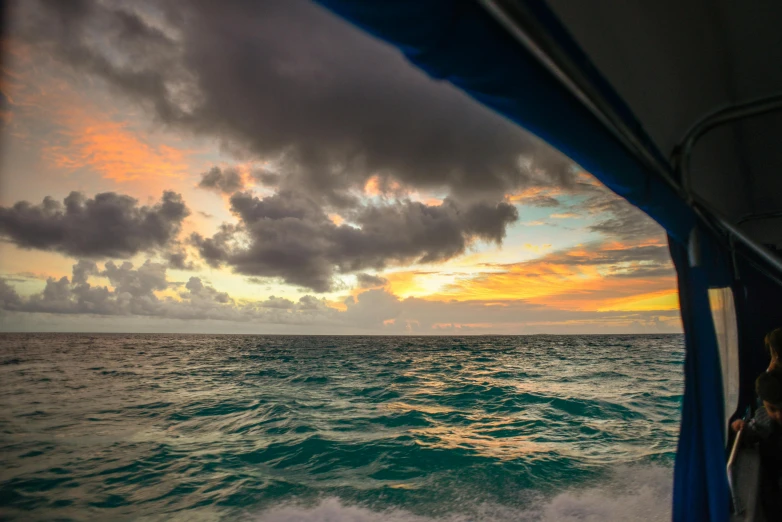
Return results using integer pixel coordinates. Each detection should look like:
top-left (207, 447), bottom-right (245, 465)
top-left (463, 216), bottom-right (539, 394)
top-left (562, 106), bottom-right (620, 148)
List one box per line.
top-left (312, 1), bottom-right (744, 520)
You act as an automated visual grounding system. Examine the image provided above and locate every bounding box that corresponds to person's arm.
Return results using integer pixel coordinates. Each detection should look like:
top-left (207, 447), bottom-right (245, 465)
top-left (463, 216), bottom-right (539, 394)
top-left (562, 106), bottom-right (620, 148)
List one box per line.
top-left (732, 419), bottom-right (757, 445)
top-left (733, 408), bottom-right (771, 445)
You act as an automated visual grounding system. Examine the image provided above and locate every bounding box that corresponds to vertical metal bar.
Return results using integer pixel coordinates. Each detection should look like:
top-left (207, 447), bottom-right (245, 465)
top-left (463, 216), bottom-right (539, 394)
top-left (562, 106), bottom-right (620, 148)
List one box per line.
top-left (726, 428), bottom-right (744, 515)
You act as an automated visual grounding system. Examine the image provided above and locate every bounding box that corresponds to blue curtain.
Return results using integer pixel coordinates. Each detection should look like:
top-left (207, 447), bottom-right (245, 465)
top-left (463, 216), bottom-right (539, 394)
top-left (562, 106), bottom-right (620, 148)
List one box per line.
top-left (669, 234), bottom-right (729, 521)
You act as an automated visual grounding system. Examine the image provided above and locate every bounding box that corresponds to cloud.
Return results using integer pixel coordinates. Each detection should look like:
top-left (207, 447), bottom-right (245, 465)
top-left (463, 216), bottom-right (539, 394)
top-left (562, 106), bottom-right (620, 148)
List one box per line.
top-left (3, 35), bottom-right (192, 184)
top-left (12, 0), bottom-right (577, 207)
top-left (190, 190), bottom-right (518, 292)
top-left (261, 296), bottom-right (296, 309)
top-left (356, 273), bottom-right (387, 288)
top-left (190, 223), bottom-right (235, 268)
top-left (580, 193), bottom-right (664, 240)
top-left (166, 250), bottom-right (196, 270)
top-left (198, 166), bottom-right (245, 194)
top-left (0, 191), bottom-right (190, 258)
top-left (376, 292), bottom-right (681, 334)
top-left (45, 112), bottom-right (191, 182)
top-left (0, 265), bottom-right (680, 334)
top-left (0, 259), bottom-right (338, 323)
top-left (253, 169), bottom-right (281, 187)
top-left (196, 165), bottom-right (283, 196)
top-left (544, 243), bottom-right (672, 267)
top-left (525, 195), bottom-right (561, 208)
top-left (13, 0), bottom-right (183, 120)
top-left (396, 240), bottom-right (676, 312)
top-left (342, 288), bottom-right (404, 327)
top-left (6, 0), bottom-right (602, 299)
top-left (197, 165), bottom-right (282, 195)
top-left (0, 279), bottom-right (24, 310)
top-left (508, 187), bottom-right (565, 207)
top-left (71, 259), bottom-right (98, 285)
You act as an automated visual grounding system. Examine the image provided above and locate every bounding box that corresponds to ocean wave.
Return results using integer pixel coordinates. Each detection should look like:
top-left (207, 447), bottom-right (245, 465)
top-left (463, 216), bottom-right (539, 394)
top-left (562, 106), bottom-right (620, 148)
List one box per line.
top-left (251, 466), bottom-right (672, 522)
top-left (0, 333), bottom-right (683, 519)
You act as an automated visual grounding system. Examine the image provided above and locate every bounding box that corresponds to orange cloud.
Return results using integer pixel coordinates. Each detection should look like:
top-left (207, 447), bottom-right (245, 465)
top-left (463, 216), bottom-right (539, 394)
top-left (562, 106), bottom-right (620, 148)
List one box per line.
top-left (507, 186), bottom-right (563, 203)
top-left (45, 110), bottom-right (190, 182)
top-left (596, 289), bottom-right (679, 312)
top-left (524, 243), bottom-right (552, 253)
top-left (601, 238), bottom-right (666, 249)
top-left (417, 197), bottom-right (443, 206)
top-left (364, 175), bottom-right (405, 197)
top-left (364, 176), bottom-right (382, 197)
top-left (3, 39), bottom-right (194, 183)
top-left (522, 313), bottom-right (681, 330)
top-left (362, 175), bottom-right (443, 206)
top-left (387, 241), bottom-right (677, 313)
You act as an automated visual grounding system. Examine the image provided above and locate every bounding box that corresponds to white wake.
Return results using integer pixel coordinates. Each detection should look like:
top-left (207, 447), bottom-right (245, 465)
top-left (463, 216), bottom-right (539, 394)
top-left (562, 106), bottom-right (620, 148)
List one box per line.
top-left (251, 465), bottom-right (672, 522)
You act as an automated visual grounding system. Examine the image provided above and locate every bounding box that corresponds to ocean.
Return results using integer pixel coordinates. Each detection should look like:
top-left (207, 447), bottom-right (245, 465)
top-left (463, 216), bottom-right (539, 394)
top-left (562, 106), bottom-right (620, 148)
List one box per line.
top-left (0, 334), bottom-right (683, 521)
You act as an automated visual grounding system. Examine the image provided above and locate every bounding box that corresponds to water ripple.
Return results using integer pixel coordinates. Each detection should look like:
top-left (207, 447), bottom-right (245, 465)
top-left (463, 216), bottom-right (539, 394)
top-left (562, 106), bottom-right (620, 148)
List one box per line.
top-left (0, 334), bottom-right (683, 520)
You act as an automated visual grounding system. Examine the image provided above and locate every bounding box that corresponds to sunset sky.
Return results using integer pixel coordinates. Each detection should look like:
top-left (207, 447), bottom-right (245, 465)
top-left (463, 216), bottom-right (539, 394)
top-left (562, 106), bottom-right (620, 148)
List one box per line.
top-left (0, 0), bottom-right (681, 334)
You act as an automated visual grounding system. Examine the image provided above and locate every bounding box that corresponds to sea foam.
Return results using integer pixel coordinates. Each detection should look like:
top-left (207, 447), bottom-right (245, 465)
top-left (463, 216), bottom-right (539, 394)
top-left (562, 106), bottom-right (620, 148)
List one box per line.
top-left (252, 466), bottom-right (672, 522)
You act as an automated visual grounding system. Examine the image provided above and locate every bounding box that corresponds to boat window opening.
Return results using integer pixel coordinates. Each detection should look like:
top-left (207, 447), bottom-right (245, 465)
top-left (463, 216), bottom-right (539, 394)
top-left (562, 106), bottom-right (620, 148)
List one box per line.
top-left (708, 287), bottom-right (740, 439)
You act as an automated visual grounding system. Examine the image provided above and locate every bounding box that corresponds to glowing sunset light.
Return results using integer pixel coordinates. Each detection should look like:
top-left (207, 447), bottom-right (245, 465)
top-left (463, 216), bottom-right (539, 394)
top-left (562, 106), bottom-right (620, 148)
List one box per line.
top-left (46, 114), bottom-right (191, 182)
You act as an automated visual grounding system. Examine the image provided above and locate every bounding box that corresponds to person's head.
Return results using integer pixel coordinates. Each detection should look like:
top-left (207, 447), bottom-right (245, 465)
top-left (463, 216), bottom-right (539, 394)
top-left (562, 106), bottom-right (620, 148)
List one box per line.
top-left (757, 369), bottom-right (782, 425)
top-left (765, 329), bottom-right (782, 369)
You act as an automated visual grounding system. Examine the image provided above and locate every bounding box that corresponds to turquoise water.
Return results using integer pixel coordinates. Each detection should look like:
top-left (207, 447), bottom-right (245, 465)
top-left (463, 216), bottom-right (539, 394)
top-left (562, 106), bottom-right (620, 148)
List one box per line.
top-left (0, 334), bottom-right (683, 521)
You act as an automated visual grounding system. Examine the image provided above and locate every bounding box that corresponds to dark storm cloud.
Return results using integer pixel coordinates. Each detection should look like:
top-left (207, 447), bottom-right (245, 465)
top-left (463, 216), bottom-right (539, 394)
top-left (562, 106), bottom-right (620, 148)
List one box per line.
top-left (103, 260), bottom-right (168, 298)
top-left (71, 259), bottom-right (98, 285)
top-left (252, 170), bottom-right (281, 188)
top-left (0, 191), bottom-right (190, 258)
top-left (197, 166), bottom-right (280, 195)
top-left (190, 223), bottom-right (235, 268)
top-left (12, 0), bottom-right (577, 205)
top-left (190, 190), bottom-right (518, 292)
top-left (0, 279), bottom-right (23, 310)
top-left (166, 250), bottom-right (196, 270)
top-left (14, 0), bottom-right (184, 120)
top-left (583, 195), bottom-right (664, 240)
top-left (198, 166), bottom-right (244, 194)
top-left (356, 273), bottom-right (387, 288)
top-left (184, 276), bottom-right (230, 303)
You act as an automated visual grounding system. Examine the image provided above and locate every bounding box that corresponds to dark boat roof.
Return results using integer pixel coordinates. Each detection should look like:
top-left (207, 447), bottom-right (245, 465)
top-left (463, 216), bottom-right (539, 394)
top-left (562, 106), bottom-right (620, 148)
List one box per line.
top-left (547, 0), bottom-right (782, 248)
